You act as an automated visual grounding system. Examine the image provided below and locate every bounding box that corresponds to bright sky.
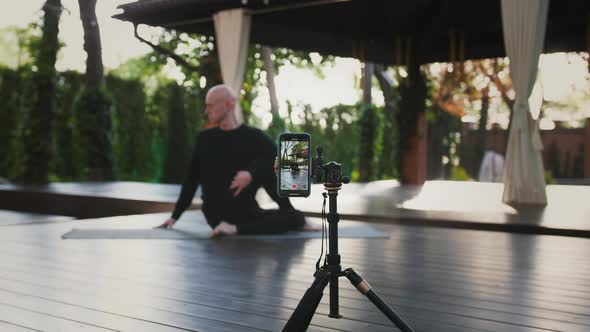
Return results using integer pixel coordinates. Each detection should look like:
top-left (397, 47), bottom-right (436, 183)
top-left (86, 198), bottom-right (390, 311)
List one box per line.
top-left (0, 0), bottom-right (151, 71)
top-left (2, 2), bottom-right (588, 128)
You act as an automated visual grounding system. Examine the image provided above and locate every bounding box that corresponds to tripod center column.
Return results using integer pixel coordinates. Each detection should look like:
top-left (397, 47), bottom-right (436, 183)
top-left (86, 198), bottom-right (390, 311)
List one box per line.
top-left (326, 189), bottom-right (343, 318)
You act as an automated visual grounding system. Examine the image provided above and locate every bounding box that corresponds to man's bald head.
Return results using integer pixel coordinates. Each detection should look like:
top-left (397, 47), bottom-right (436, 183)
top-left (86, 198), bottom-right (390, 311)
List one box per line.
top-left (205, 84), bottom-right (237, 125)
top-left (206, 84), bottom-right (237, 104)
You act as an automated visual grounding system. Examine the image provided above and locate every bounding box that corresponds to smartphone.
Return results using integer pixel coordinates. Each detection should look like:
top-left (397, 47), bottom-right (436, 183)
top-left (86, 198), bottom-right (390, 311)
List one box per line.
top-left (277, 132), bottom-right (311, 197)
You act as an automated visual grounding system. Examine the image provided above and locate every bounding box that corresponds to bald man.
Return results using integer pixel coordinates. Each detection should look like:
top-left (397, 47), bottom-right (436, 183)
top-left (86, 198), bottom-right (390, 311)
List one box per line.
top-left (157, 84), bottom-right (307, 237)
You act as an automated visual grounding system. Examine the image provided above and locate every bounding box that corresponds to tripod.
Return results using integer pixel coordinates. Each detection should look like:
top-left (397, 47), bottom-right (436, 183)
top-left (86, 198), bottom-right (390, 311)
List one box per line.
top-left (282, 179), bottom-right (416, 332)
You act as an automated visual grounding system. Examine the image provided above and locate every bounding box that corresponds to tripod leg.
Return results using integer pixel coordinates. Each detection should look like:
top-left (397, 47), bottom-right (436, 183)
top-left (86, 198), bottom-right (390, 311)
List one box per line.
top-left (329, 274), bottom-right (342, 318)
top-left (344, 269), bottom-right (416, 332)
top-left (282, 272), bottom-right (330, 332)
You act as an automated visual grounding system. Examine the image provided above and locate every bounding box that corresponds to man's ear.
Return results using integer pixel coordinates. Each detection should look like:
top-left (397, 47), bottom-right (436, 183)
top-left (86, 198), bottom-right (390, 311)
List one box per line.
top-left (226, 100), bottom-right (235, 114)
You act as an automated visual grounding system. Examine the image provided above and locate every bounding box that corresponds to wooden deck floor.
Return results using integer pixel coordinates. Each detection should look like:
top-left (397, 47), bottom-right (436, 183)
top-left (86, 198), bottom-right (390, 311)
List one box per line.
top-left (1, 212), bottom-right (589, 331)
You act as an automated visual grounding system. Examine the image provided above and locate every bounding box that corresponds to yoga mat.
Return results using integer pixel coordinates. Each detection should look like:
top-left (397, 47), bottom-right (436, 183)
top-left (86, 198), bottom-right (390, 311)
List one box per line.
top-left (62, 220), bottom-right (388, 240)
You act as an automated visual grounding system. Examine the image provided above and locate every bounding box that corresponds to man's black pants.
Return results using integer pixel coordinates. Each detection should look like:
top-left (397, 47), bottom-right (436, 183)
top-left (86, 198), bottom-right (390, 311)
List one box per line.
top-left (208, 208), bottom-right (306, 235)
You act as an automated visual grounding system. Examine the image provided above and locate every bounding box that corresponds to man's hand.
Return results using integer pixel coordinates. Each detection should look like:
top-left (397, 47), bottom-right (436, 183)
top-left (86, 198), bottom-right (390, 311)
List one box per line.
top-left (155, 218), bottom-right (177, 229)
top-left (274, 157), bottom-right (278, 176)
top-left (230, 170), bottom-right (253, 197)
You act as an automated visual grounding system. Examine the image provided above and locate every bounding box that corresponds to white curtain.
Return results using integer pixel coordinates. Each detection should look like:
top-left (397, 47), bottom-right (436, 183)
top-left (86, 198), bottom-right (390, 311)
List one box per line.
top-left (500, 0), bottom-right (549, 205)
top-left (213, 8), bottom-right (251, 124)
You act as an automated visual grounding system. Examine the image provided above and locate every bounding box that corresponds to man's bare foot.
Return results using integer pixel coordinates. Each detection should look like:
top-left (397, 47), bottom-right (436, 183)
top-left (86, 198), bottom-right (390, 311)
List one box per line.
top-left (301, 220), bottom-right (321, 232)
top-left (208, 222), bottom-right (238, 238)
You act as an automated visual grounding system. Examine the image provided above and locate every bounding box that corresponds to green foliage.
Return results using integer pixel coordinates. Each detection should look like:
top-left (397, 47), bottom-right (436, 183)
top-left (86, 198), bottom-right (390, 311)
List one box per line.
top-left (119, 30), bottom-right (334, 127)
top-left (0, 68), bottom-right (21, 175)
top-left (377, 96), bottom-right (400, 180)
top-left (20, 69), bottom-right (56, 184)
top-left (106, 75), bottom-right (157, 181)
top-left (266, 112), bottom-right (286, 143)
top-left (423, 67), bottom-right (463, 180)
top-left (450, 166), bottom-right (472, 181)
top-left (544, 170), bottom-right (555, 184)
top-left (275, 103), bottom-right (362, 179)
top-left (161, 83), bottom-right (191, 184)
top-left (264, 100), bottom-right (402, 183)
top-left (18, 2), bottom-right (62, 184)
top-left (0, 24), bottom-right (39, 68)
top-left (74, 86), bottom-right (115, 180)
top-left (358, 104), bottom-right (378, 182)
top-left (52, 70), bottom-right (83, 180)
top-left (317, 104), bottom-right (360, 178)
top-left (1, 63), bottom-right (204, 184)
top-left (2, 24), bottom-right (371, 185)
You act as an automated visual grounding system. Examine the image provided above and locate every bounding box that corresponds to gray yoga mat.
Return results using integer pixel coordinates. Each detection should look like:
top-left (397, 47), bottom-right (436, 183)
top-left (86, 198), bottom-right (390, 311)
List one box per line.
top-left (62, 220), bottom-right (388, 240)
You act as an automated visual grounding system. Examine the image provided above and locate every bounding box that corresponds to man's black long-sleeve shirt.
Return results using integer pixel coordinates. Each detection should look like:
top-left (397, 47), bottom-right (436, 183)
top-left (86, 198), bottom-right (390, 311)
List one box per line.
top-left (171, 125), bottom-right (291, 224)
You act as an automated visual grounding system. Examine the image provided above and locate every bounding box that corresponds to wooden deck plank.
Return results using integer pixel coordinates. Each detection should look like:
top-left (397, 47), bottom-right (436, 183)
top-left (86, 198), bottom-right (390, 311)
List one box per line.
top-left (0, 215), bottom-right (588, 331)
top-left (2, 236), bottom-right (588, 324)
top-left (0, 303), bottom-right (114, 332)
top-left (4, 236), bottom-right (583, 300)
top-left (0, 267), bottom-right (388, 332)
top-left (0, 289), bottom-right (202, 332)
top-left (4, 234), bottom-right (589, 313)
top-left (1, 258), bottom-right (587, 325)
top-left (0, 321), bottom-right (39, 332)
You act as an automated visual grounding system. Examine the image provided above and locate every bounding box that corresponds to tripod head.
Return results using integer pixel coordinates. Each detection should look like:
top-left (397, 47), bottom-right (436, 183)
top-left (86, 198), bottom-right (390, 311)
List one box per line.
top-left (311, 147), bottom-right (350, 192)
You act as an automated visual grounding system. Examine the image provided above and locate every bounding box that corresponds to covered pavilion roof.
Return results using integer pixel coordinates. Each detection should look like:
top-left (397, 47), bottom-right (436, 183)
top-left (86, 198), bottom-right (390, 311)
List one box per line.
top-left (113, 0), bottom-right (590, 65)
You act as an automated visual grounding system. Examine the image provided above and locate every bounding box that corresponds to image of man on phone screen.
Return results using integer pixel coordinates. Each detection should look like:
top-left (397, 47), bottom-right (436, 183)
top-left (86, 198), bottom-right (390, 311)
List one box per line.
top-left (278, 135), bottom-right (310, 196)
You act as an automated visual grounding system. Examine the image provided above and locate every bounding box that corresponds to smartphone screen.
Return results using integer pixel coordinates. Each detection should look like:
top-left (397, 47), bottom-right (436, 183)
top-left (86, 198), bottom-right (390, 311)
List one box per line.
top-left (278, 133), bottom-right (311, 197)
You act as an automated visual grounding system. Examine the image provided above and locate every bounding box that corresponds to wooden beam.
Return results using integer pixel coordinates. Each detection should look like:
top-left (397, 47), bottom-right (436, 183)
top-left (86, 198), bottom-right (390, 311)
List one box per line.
top-left (163, 0), bottom-right (352, 29)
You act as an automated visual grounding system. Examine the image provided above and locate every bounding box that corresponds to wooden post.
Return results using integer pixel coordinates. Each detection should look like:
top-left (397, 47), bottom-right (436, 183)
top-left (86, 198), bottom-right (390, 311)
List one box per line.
top-left (398, 50), bottom-right (427, 185)
top-left (401, 111), bottom-right (427, 185)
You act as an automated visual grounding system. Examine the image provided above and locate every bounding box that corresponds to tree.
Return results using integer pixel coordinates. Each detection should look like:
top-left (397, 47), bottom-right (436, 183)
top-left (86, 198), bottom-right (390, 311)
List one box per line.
top-left (20, 0), bottom-right (62, 184)
top-left (358, 103), bottom-right (378, 182)
top-left (131, 29), bottom-right (332, 126)
top-left (0, 26), bottom-right (36, 68)
top-left (161, 84), bottom-right (190, 183)
top-left (358, 62), bottom-right (376, 182)
top-left (53, 71), bottom-right (83, 180)
top-left (76, 0), bottom-right (114, 180)
top-left (262, 45), bottom-right (286, 140)
top-left (262, 46), bottom-right (279, 115)
top-left (375, 64), bottom-right (400, 179)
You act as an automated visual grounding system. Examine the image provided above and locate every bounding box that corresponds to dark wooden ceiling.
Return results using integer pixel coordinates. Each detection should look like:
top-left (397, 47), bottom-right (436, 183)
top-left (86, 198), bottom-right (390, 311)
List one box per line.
top-left (114, 0), bottom-right (590, 64)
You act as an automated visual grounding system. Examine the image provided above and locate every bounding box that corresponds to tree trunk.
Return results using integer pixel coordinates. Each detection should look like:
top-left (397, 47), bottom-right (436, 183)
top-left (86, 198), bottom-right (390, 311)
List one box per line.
top-left (375, 64), bottom-right (398, 179)
top-left (475, 88), bottom-right (490, 175)
top-left (78, 0), bottom-right (114, 180)
top-left (21, 0), bottom-right (61, 184)
top-left (359, 62), bottom-right (376, 182)
top-left (79, 0), bottom-right (103, 89)
top-left (487, 60), bottom-right (514, 154)
top-left (262, 46), bottom-right (279, 115)
top-left (362, 62), bottom-right (374, 104)
top-left (161, 84), bottom-right (190, 184)
top-left (375, 65), bottom-right (394, 110)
